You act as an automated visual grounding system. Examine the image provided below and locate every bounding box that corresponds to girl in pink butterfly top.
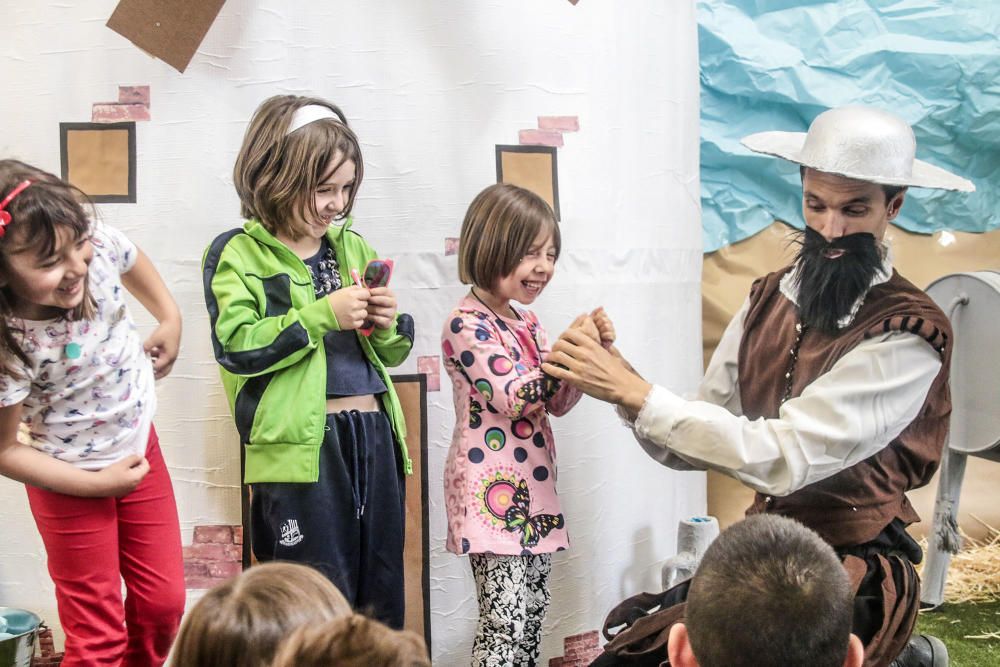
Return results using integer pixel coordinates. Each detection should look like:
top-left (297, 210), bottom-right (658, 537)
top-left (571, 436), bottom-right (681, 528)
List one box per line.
top-left (441, 183), bottom-right (614, 667)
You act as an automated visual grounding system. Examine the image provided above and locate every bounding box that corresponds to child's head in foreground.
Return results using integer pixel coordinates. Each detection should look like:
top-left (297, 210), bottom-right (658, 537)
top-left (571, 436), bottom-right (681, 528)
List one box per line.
top-left (271, 613), bottom-right (431, 667)
top-left (171, 561), bottom-right (350, 667)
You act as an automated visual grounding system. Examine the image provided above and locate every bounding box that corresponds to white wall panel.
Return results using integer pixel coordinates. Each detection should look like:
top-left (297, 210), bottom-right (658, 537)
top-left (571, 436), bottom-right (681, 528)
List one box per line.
top-left (1, 2), bottom-right (702, 663)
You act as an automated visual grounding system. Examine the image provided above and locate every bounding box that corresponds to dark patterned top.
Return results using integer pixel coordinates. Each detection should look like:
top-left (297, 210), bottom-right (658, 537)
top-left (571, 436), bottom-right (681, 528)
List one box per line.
top-left (302, 238), bottom-right (386, 398)
top-left (304, 238), bottom-right (343, 296)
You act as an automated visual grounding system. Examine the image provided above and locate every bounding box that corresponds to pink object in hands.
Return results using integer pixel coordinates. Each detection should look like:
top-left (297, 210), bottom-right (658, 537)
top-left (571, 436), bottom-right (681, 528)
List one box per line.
top-left (353, 259), bottom-right (394, 336)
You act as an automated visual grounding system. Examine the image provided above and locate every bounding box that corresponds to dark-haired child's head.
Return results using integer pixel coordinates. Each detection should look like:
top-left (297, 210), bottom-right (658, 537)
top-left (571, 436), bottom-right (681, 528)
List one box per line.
top-left (0, 160), bottom-right (97, 376)
top-left (670, 515), bottom-right (860, 667)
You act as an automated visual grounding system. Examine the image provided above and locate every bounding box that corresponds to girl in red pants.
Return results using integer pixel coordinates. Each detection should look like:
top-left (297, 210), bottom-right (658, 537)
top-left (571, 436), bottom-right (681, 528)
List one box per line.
top-left (0, 160), bottom-right (185, 666)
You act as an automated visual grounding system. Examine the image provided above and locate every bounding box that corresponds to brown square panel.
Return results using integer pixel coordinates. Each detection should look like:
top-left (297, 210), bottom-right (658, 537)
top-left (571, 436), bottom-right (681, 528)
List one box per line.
top-left (60, 122), bottom-right (136, 203)
top-left (495, 144), bottom-right (560, 220)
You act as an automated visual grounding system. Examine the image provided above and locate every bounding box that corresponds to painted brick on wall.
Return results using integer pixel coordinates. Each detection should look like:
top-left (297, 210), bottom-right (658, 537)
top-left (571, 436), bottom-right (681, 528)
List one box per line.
top-left (417, 355), bottom-right (441, 392)
top-left (92, 103), bottom-right (150, 123)
top-left (538, 116), bottom-right (579, 132)
top-left (519, 129), bottom-right (564, 147)
top-left (183, 524), bottom-right (243, 590)
top-left (118, 85), bottom-right (150, 105)
top-left (31, 627), bottom-right (63, 666)
top-left (549, 630), bottom-right (602, 667)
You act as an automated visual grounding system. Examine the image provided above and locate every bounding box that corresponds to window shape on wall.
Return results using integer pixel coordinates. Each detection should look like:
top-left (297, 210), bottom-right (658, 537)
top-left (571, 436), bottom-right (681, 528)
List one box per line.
top-left (60, 122), bottom-right (137, 203)
top-left (495, 145), bottom-right (560, 221)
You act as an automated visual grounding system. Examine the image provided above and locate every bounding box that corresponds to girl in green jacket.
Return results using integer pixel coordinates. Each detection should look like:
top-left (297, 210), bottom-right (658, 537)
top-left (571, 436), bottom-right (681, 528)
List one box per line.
top-left (203, 95), bottom-right (414, 628)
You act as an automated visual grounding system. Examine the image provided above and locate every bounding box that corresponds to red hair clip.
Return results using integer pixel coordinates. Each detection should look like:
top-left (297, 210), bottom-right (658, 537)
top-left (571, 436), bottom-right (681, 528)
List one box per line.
top-left (0, 180), bottom-right (33, 238)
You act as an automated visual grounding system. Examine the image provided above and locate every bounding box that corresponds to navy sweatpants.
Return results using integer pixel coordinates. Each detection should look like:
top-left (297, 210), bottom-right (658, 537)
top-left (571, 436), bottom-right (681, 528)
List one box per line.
top-left (249, 410), bottom-right (406, 628)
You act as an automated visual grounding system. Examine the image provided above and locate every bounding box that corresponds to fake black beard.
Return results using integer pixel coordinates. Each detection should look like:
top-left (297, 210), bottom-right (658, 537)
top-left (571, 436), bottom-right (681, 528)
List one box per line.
top-left (792, 227), bottom-right (884, 335)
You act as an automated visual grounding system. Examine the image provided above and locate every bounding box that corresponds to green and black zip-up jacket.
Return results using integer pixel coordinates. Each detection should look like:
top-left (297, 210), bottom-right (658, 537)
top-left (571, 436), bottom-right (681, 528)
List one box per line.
top-left (202, 218), bottom-right (414, 483)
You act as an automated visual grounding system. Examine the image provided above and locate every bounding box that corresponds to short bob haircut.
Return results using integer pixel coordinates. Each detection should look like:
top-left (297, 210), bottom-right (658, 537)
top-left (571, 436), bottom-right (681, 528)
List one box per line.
top-left (171, 561), bottom-right (351, 667)
top-left (233, 94), bottom-right (364, 239)
top-left (458, 183), bottom-right (560, 290)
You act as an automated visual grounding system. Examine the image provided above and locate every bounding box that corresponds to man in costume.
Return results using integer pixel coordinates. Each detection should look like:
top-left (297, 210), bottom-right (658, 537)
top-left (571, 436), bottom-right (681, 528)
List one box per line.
top-left (544, 106), bottom-right (974, 667)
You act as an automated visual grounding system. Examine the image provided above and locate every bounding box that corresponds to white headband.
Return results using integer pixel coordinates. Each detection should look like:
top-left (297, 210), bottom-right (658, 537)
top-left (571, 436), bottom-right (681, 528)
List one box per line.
top-left (286, 105), bottom-right (342, 135)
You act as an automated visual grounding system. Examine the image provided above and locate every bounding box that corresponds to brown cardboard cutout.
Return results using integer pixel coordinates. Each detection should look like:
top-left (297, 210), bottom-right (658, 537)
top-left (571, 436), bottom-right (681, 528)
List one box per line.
top-left (107, 0), bottom-right (226, 73)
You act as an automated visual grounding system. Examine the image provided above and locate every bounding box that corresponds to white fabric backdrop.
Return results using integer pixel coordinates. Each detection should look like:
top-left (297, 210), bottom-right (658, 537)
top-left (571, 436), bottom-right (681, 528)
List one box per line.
top-left (0, 2), bottom-right (703, 663)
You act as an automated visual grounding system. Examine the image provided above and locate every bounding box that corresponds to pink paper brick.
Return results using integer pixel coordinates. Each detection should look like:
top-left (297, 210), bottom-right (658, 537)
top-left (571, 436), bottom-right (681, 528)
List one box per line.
top-left (194, 525), bottom-right (234, 543)
top-left (185, 542), bottom-right (242, 562)
top-left (183, 560), bottom-right (210, 578)
top-left (208, 560), bottom-right (244, 579)
top-left (538, 116), bottom-right (579, 132)
top-left (568, 630), bottom-right (599, 646)
top-left (92, 102), bottom-right (150, 123)
top-left (184, 576), bottom-right (221, 590)
top-left (184, 543), bottom-right (229, 561)
top-left (232, 526), bottom-right (244, 545)
top-left (445, 237), bottom-right (460, 256)
top-left (549, 659), bottom-right (565, 667)
top-left (417, 355), bottom-right (440, 392)
top-left (519, 129), bottom-right (564, 147)
top-left (118, 85), bottom-right (150, 105)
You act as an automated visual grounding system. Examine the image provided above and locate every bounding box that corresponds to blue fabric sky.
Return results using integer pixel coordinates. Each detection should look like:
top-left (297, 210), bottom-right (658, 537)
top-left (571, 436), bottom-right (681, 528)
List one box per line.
top-left (699, 0), bottom-right (999, 252)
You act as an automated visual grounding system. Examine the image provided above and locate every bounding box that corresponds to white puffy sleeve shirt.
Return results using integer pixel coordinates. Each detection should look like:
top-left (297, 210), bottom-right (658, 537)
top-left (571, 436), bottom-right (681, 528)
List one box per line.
top-left (621, 295), bottom-right (943, 497)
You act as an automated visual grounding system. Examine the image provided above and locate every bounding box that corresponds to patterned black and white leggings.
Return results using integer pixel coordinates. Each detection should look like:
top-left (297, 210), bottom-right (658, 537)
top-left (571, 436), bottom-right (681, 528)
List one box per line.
top-left (469, 553), bottom-right (553, 667)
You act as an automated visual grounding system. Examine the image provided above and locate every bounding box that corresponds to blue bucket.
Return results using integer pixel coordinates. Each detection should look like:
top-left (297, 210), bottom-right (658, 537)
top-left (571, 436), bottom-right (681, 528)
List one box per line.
top-left (0, 608), bottom-right (41, 667)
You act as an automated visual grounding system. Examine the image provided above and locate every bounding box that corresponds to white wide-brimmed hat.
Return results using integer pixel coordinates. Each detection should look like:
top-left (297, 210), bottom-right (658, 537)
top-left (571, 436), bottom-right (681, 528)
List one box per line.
top-left (741, 106), bottom-right (975, 192)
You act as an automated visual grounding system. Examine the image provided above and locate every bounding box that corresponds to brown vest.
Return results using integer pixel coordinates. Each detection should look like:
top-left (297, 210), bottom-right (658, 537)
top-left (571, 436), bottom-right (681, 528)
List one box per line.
top-left (739, 267), bottom-right (952, 547)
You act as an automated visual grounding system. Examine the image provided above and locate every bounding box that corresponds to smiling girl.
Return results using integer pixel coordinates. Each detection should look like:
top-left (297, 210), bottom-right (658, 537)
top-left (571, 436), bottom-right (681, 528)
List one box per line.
top-left (203, 95), bottom-right (414, 628)
top-left (441, 183), bottom-right (613, 666)
top-left (0, 159), bottom-right (184, 665)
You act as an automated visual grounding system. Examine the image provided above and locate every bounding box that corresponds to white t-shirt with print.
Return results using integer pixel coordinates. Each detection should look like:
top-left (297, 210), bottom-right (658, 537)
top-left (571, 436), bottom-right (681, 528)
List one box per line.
top-left (0, 222), bottom-right (156, 470)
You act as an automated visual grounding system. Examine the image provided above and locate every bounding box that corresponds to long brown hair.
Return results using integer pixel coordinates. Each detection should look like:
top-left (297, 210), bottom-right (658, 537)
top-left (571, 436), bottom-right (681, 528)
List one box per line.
top-left (172, 562), bottom-right (351, 667)
top-left (271, 614), bottom-right (431, 667)
top-left (233, 95), bottom-right (364, 239)
top-left (0, 159), bottom-right (96, 378)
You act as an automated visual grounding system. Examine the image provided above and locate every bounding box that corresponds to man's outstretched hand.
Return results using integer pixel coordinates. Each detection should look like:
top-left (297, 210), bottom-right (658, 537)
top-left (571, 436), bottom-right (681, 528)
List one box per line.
top-left (542, 328), bottom-right (651, 414)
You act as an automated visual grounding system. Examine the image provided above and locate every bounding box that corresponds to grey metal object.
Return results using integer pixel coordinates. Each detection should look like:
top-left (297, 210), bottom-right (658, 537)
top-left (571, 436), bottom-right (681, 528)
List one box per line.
top-left (0, 607), bottom-right (41, 667)
top-left (661, 516), bottom-right (720, 590)
top-left (921, 271), bottom-right (1000, 608)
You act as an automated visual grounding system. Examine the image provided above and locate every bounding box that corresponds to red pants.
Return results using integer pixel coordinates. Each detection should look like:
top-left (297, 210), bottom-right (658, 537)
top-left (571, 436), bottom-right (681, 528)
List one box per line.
top-left (26, 426), bottom-right (185, 666)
